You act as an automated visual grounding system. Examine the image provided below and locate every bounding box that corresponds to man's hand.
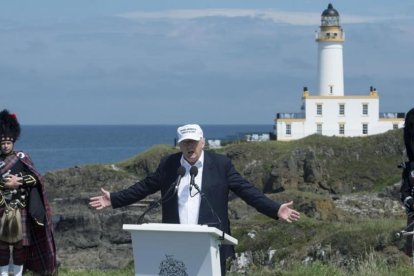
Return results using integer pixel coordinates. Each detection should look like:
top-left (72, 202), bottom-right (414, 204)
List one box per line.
top-left (89, 188), bottom-right (112, 210)
top-left (277, 201), bottom-right (300, 223)
top-left (4, 174), bottom-right (23, 189)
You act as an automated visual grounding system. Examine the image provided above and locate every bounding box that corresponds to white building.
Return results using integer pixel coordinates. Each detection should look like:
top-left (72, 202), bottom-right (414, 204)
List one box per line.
top-left (274, 3), bottom-right (405, 141)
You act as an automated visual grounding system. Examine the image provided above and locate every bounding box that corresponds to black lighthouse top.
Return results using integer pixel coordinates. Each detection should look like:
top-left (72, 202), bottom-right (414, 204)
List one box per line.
top-left (321, 3), bottom-right (340, 27)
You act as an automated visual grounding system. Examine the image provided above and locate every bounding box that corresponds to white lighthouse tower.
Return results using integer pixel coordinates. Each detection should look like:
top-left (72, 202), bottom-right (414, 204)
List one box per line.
top-left (316, 3), bottom-right (344, 96)
top-left (273, 3), bottom-right (405, 141)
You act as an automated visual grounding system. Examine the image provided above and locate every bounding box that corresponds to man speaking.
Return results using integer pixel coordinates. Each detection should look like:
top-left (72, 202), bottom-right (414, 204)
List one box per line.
top-left (89, 124), bottom-right (300, 275)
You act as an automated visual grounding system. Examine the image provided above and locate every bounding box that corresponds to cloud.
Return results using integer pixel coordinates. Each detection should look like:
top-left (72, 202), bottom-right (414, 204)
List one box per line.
top-left (3, 4), bottom-right (413, 125)
top-left (118, 9), bottom-right (394, 26)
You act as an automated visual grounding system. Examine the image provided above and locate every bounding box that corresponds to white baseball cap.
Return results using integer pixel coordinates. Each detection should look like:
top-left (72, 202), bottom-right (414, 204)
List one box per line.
top-left (177, 124), bottom-right (204, 143)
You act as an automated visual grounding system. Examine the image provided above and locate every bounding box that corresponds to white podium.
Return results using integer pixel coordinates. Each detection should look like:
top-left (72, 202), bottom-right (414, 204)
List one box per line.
top-left (123, 223), bottom-right (238, 276)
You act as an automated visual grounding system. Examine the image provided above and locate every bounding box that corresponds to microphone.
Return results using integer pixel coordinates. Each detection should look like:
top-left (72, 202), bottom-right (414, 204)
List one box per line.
top-left (175, 166), bottom-right (186, 190)
top-left (189, 166), bottom-right (198, 191)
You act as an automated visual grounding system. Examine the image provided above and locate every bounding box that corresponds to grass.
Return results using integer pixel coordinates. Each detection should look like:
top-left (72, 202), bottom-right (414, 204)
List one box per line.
top-left (55, 253), bottom-right (414, 276)
top-left (58, 265), bottom-right (134, 276)
top-left (56, 256), bottom-right (414, 276)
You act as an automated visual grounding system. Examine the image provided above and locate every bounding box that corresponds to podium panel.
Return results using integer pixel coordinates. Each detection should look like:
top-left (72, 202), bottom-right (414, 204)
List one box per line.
top-left (123, 223), bottom-right (237, 276)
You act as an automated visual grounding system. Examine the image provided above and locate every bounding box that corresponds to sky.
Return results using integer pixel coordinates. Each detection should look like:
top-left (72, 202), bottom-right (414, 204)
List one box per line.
top-left (0, 1), bottom-right (413, 125)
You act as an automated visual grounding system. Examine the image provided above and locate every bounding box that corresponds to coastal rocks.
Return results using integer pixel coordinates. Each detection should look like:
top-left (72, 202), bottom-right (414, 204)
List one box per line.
top-left (44, 165), bottom-right (162, 270)
top-left (259, 147), bottom-right (340, 194)
top-left (224, 132), bottom-right (396, 195)
top-left (44, 165), bottom-right (139, 199)
top-left (229, 251), bottom-right (253, 273)
top-left (302, 197), bottom-right (344, 220)
top-left (51, 195), bottom-right (161, 269)
top-left (229, 248), bottom-right (279, 274)
top-left (57, 244), bottom-right (133, 270)
top-left (332, 192), bottom-right (405, 219)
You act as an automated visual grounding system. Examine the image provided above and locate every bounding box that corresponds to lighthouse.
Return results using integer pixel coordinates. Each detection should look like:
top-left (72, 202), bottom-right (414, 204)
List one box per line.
top-left (316, 3), bottom-right (344, 96)
top-left (273, 3), bottom-right (405, 141)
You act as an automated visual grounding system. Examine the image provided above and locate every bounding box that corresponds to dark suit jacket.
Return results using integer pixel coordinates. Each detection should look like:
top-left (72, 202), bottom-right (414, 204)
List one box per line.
top-left (111, 151), bottom-right (281, 260)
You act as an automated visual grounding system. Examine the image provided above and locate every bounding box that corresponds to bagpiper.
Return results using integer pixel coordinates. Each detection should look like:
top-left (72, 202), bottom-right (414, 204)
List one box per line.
top-left (0, 109), bottom-right (57, 275)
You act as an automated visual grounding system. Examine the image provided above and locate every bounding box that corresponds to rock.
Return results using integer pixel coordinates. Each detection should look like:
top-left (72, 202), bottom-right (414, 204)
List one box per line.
top-left (333, 193), bottom-right (405, 219)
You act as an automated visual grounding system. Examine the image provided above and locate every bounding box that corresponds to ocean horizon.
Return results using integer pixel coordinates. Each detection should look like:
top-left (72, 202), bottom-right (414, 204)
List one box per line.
top-left (16, 124), bottom-right (273, 174)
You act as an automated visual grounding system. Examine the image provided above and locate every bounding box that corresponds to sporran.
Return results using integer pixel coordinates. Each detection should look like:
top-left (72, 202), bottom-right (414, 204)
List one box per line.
top-left (0, 206), bottom-right (22, 243)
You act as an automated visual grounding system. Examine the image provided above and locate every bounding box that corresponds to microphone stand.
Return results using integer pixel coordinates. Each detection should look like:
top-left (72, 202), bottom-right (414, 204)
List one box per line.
top-left (137, 201), bottom-right (161, 224)
top-left (190, 182), bottom-right (225, 241)
top-left (137, 179), bottom-right (178, 224)
top-left (138, 166), bottom-right (186, 224)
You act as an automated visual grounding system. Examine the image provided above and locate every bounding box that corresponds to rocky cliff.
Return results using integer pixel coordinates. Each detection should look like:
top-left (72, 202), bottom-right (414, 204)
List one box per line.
top-left (43, 129), bottom-right (408, 270)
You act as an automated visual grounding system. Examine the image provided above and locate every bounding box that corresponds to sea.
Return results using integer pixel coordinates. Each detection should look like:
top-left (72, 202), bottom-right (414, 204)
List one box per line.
top-left (16, 125), bottom-right (272, 174)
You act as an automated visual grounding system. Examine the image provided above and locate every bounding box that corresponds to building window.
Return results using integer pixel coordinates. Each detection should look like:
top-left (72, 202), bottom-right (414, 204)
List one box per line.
top-left (286, 124), bottom-right (291, 135)
top-left (362, 123), bottom-right (368, 135)
top-left (339, 124), bottom-right (345, 135)
top-left (316, 104), bottom-right (323, 116)
top-left (316, 124), bottom-right (322, 135)
top-left (393, 124), bottom-right (398, 130)
top-left (339, 104), bottom-right (345, 116)
top-left (362, 104), bottom-right (368, 116)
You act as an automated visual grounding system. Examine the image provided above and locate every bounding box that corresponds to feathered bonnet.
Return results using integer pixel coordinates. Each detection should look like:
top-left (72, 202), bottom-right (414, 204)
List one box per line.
top-left (0, 109), bottom-right (21, 142)
top-left (404, 107), bottom-right (414, 162)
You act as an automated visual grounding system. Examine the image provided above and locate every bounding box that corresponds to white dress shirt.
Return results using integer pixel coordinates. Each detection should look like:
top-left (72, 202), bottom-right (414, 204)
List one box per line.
top-left (178, 151), bottom-right (204, 224)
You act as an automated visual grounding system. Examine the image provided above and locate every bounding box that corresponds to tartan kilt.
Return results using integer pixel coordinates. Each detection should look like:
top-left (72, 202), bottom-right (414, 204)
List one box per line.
top-left (0, 206), bottom-right (31, 246)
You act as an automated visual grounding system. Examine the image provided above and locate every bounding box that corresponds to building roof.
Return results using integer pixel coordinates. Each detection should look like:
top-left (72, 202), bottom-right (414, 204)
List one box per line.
top-left (322, 3), bottom-right (339, 17)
